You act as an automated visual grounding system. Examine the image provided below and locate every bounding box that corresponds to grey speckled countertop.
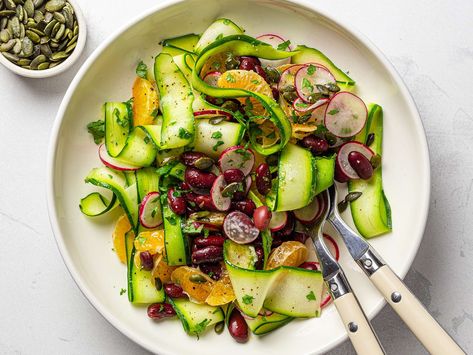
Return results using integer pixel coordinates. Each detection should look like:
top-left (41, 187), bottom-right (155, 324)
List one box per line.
top-left (0, 0), bottom-right (471, 354)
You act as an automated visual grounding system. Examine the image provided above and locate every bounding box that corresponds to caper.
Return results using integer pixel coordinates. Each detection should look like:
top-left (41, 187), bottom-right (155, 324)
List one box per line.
top-left (264, 66), bottom-right (280, 84)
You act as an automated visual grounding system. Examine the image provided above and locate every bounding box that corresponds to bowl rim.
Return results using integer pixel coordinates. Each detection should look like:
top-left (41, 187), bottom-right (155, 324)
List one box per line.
top-left (46, 0), bottom-right (431, 353)
top-left (0, 0), bottom-right (87, 79)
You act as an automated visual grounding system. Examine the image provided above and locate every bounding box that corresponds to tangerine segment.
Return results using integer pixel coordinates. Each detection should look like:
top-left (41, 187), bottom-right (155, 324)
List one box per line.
top-left (216, 69), bottom-right (273, 117)
top-left (152, 256), bottom-right (178, 284)
top-left (200, 52), bottom-right (228, 77)
top-left (134, 229), bottom-right (165, 255)
top-left (266, 241), bottom-right (308, 269)
top-left (132, 77), bottom-right (159, 127)
top-left (171, 266), bottom-right (215, 303)
top-left (205, 273), bottom-right (236, 306)
top-left (112, 215), bottom-right (132, 263)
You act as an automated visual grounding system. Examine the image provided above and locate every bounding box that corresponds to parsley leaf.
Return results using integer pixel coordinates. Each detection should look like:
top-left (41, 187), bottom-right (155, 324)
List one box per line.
top-left (211, 131), bottom-right (222, 139)
top-left (302, 78), bottom-right (314, 92)
top-left (178, 127), bottom-right (192, 139)
top-left (226, 73), bottom-right (236, 83)
top-left (242, 294), bottom-right (254, 305)
top-left (119, 288), bottom-right (126, 296)
top-left (277, 40), bottom-right (291, 51)
top-left (194, 318), bottom-right (211, 335)
top-left (182, 222), bottom-right (204, 234)
top-left (307, 64), bottom-right (316, 75)
top-left (165, 215), bottom-right (177, 225)
top-left (212, 140), bottom-right (224, 151)
top-left (86, 120), bottom-right (105, 144)
top-left (136, 60), bottom-right (148, 79)
top-left (306, 291), bottom-right (316, 301)
top-left (327, 109), bottom-right (339, 115)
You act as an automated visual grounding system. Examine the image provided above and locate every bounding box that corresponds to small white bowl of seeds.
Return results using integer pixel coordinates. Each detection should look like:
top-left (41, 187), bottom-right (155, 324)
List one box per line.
top-left (0, 0), bottom-right (86, 78)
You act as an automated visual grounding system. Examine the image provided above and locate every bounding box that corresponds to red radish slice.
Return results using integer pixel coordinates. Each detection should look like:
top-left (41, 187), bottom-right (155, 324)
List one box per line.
top-left (256, 34), bottom-right (292, 67)
top-left (268, 211), bottom-right (288, 232)
top-left (139, 192), bottom-right (163, 228)
top-left (277, 64), bottom-right (305, 92)
top-left (324, 92), bottom-right (368, 138)
top-left (98, 144), bottom-right (140, 171)
top-left (292, 97), bottom-right (329, 113)
top-left (336, 141), bottom-right (374, 180)
top-left (203, 71), bottom-right (222, 87)
top-left (210, 175), bottom-right (231, 212)
top-left (193, 109), bottom-right (232, 119)
top-left (294, 64), bottom-right (336, 103)
top-left (323, 234), bottom-right (340, 261)
top-left (310, 102), bottom-right (328, 126)
top-left (320, 288), bottom-right (332, 309)
top-left (258, 309), bottom-right (274, 317)
top-left (244, 175), bottom-right (252, 195)
top-left (219, 146), bottom-right (255, 176)
top-left (223, 211), bottom-right (260, 244)
top-left (294, 194), bottom-right (325, 225)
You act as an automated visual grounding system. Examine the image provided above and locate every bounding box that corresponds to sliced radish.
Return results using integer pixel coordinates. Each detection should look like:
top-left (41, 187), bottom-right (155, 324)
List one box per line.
top-left (210, 175), bottom-right (231, 211)
top-left (98, 144), bottom-right (140, 171)
top-left (223, 211), bottom-right (260, 244)
top-left (336, 141), bottom-right (374, 180)
top-left (292, 97), bottom-right (329, 113)
top-left (203, 71), bottom-right (222, 87)
top-left (323, 234), bottom-right (340, 261)
top-left (268, 211), bottom-right (288, 232)
top-left (219, 146), bottom-right (255, 176)
top-left (310, 102), bottom-right (328, 126)
top-left (139, 192), bottom-right (163, 228)
top-left (294, 64), bottom-right (336, 103)
top-left (244, 175), bottom-right (252, 195)
top-left (320, 288), bottom-right (332, 309)
top-left (277, 64), bottom-right (305, 92)
top-left (324, 92), bottom-right (368, 138)
top-left (256, 34), bottom-right (292, 68)
top-left (294, 194), bottom-right (325, 225)
top-left (258, 309), bottom-right (274, 317)
top-left (193, 109), bottom-right (232, 119)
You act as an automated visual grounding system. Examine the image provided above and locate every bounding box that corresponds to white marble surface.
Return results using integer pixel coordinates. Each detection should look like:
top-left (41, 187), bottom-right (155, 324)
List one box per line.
top-left (0, 0), bottom-right (472, 354)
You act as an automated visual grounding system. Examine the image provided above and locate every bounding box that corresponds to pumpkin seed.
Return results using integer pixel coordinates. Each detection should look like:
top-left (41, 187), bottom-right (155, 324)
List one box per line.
top-left (43, 17), bottom-right (55, 35)
top-left (16, 57), bottom-right (30, 65)
top-left (29, 53), bottom-right (45, 68)
top-left (39, 35), bottom-right (47, 43)
top-left (25, 28), bottom-right (39, 42)
top-left (194, 156), bottom-right (214, 170)
top-left (15, 5), bottom-right (23, 21)
top-left (22, 7), bottom-right (28, 24)
top-left (12, 38), bottom-right (21, 53)
top-left (39, 43), bottom-right (50, 56)
top-left (154, 277), bottom-right (163, 291)
top-left (72, 23), bottom-right (77, 36)
top-left (52, 10), bottom-right (64, 23)
top-left (45, 0), bottom-right (65, 12)
top-left (21, 35), bottom-right (32, 55)
top-left (189, 274), bottom-right (207, 284)
top-left (214, 322), bottom-right (225, 335)
top-left (1, 18), bottom-right (8, 30)
top-left (67, 32), bottom-right (76, 45)
top-left (338, 192), bottom-right (363, 213)
top-left (23, 0), bottom-right (33, 17)
top-left (37, 60), bottom-right (48, 69)
top-left (0, 29), bottom-right (11, 42)
top-left (10, 16), bottom-right (20, 36)
top-left (4, 0), bottom-right (16, 10)
top-left (0, 0), bottom-right (3, 10)
top-left (33, 0), bottom-right (44, 8)
top-left (2, 51), bottom-right (18, 62)
top-left (209, 116), bottom-right (226, 125)
top-left (31, 43), bottom-right (39, 56)
top-left (370, 154), bottom-right (382, 170)
top-left (365, 133), bottom-right (375, 147)
top-left (43, 11), bottom-right (52, 22)
top-left (32, 9), bottom-right (42, 22)
top-left (0, 38), bottom-right (15, 51)
top-left (63, 40), bottom-right (74, 52)
top-left (222, 182), bottom-right (241, 197)
top-left (54, 22), bottom-right (64, 40)
top-left (57, 36), bottom-right (66, 50)
top-left (0, 9), bottom-right (16, 16)
top-left (50, 20), bottom-right (60, 37)
top-left (48, 60), bottom-right (59, 67)
top-left (26, 17), bottom-right (36, 27)
top-left (19, 21), bottom-right (24, 37)
top-left (62, 6), bottom-right (72, 28)
top-left (28, 27), bottom-right (43, 36)
top-left (49, 50), bottom-right (66, 60)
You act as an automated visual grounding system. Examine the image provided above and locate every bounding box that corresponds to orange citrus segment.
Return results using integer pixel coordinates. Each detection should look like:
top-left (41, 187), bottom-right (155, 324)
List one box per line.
top-left (112, 215), bottom-right (132, 263)
top-left (152, 256), bottom-right (178, 284)
top-left (134, 229), bottom-right (165, 255)
top-left (200, 52), bottom-right (228, 77)
top-left (205, 273), bottom-right (236, 306)
top-left (132, 77), bottom-right (159, 127)
top-left (171, 266), bottom-right (215, 303)
top-left (266, 241), bottom-right (308, 269)
top-left (217, 69), bottom-right (273, 117)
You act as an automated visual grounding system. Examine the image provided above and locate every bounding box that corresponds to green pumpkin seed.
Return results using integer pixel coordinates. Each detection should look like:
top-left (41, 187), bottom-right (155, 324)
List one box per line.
top-left (37, 60), bottom-right (49, 69)
top-left (33, 0), bottom-right (44, 8)
top-left (62, 7), bottom-right (72, 28)
top-left (50, 20), bottom-right (60, 37)
top-left (1, 18), bottom-right (8, 30)
top-left (154, 277), bottom-right (163, 291)
top-left (214, 322), bottom-right (225, 335)
top-left (43, 18), bottom-right (55, 35)
top-left (10, 16), bottom-right (20, 37)
top-left (54, 22), bottom-right (64, 40)
top-left (45, 0), bottom-right (65, 12)
top-left (39, 42), bottom-right (50, 56)
top-left (64, 40), bottom-right (74, 53)
top-left (57, 36), bottom-right (66, 50)
top-left (23, 0), bottom-right (33, 17)
top-left (72, 24), bottom-right (77, 36)
top-left (16, 57), bottom-right (30, 65)
top-left (26, 17), bottom-right (36, 27)
top-left (0, 0), bottom-right (3, 10)
top-left (0, 9), bottom-right (16, 16)
top-left (32, 10), bottom-right (43, 22)
top-left (194, 156), bottom-right (214, 170)
top-left (25, 29), bottom-right (40, 42)
top-left (189, 274), bottom-right (208, 284)
top-left (370, 154), bottom-right (382, 170)
top-left (19, 21), bottom-right (24, 37)
top-left (29, 53), bottom-right (45, 68)
top-left (12, 38), bottom-right (21, 53)
top-left (0, 38), bottom-right (15, 51)
top-left (15, 5), bottom-right (23, 21)
top-left (63, 2), bottom-right (73, 14)
top-left (2, 51), bottom-right (18, 62)
top-left (53, 11), bottom-right (64, 23)
top-left (43, 11), bottom-right (53, 22)
top-left (0, 29), bottom-right (11, 42)
top-left (67, 32), bottom-right (76, 45)
top-left (21, 35), bottom-right (33, 55)
top-left (28, 27), bottom-right (43, 36)
top-left (4, 0), bottom-right (16, 10)
top-left (39, 35), bottom-right (48, 43)
top-left (48, 60), bottom-right (59, 68)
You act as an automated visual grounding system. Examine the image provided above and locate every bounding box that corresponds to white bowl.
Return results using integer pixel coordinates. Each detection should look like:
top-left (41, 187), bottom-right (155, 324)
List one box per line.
top-left (47, 0), bottom-right (430, 353)
top-left (0, 0), bottom-right (86, 78)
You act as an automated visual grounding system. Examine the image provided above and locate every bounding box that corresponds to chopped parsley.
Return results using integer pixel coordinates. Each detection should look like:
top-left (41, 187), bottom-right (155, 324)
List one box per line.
top-left (302, 78), bottom-right (314, 92)
top-left (242, 294), bottom-right (254, 305)
top-left (327, 109), bottom-right (339, 115)
top-left (86, 120), bottom-right (105, 144)
top-left (156, 164), bottom-right (174, 176)
top-left (165, 216), bottom-right (177, 225)
top-left (150, 207), bottom-right (159, 218)
top-left (277, 40), bottom-right (291, 51)
top-left (306, 291), bottom-right (316, 301)
top-left (307, 64), bottom-right (317, 75)
top-left (182, 222), bottom-right (204, 234)
top-left (226, 73), bottom-right (236, 83)
top-left (119, 288), bottom-right (126, 296)
top-left (114, 108), bottom-right (129, 128)
top-left (194, 318), bottom-right (211, 336)
top-left (211, 131), bottom-right (223, 139)
top-left (212, 140), bottom-right (225, 151)
top-left (136, 60), bottom-right (148, 79)
top-left (178, 127), bottom-right (192, 139)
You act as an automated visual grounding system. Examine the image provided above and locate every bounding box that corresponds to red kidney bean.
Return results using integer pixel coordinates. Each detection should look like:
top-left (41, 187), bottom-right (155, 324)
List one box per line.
top-left (231, 199), bottom-right (256, 216)
top-left (271, 86), bottom-right (280, 101)
top-left (253, 206), bottom-right (272, 231)
top-left (192, 245), bottom-right (223, 264)
top-left (228, 309), bottom-right (249, 343)
top-left (195, 194), bottom-right (217, 211)
top-left (255, 246), bottom-right (264, 269)
top-left (301, 135), bottom-right (329, 155)
top-left (300, 261), bottom-right (319, 271)
top-left (192, 243), bottom-right (199, 252)
top-left (180, 151), bottom-right (206, 167)
top-left (274, 212), bottom-right (295, 238)
top-left (292, 231), bottom-right (309, 244)
top-left (167, 188), bottom-right (186, 215)
top-left (199, 262), bottom-right (223, 280)
top-left (164, 283), bottom-right (185, 298)
top-left (255, 163), bottom-right (272, 195)
top-left (239, 56), bottom-right (260, 71)
top-left (185, 167), bottom-right (217, 189)
top-left (254, 64), bottom-right (268, 82)
top-left (334, 163), bottom-right (350, 183)
top-left (223, 168), bottom-right (245, 184)
top-left (193, 235), bottom-right (226, 248)
top-left (140, 251), bottom-right (154, 271)
top-left (348, 151), bottom-right (373, 180)
top-left (147, 303), bottom-right (176, 320)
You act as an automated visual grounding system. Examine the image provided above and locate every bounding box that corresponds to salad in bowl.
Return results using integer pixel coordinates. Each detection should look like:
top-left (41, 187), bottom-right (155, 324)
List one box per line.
top-left (80, 18), bottom-right (391, 342)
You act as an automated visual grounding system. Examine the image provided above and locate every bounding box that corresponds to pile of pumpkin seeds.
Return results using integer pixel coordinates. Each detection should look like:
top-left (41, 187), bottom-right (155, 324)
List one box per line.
top-left (0, 0), bottom-right (79, 70)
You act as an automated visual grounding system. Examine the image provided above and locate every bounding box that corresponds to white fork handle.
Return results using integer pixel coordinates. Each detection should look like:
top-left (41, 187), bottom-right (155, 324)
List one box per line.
top-left (334, 292), bottom-right (385, 355)
top-left (370, 265), bottom-right (465, 355)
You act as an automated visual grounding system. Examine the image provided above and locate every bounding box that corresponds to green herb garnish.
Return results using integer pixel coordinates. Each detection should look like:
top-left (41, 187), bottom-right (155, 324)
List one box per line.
top-left (277, 40), bottom-right (291, 51)
top-left (86, 120), bottom-right (105, 144)
top-left (136, 60), bottom-right (148, 79)
top-left (306, 291), bottom-right (316, 301)
top-left (211, 131), bottom-right (223, 139)
top-left (242, 294), bottom-right (254, 305)
top-left (327, 109), bottom-right (339, 115)
top-left (212, 140), bottom-right (224, 151)
top-left (178, 127), bottom-right (192, 139)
